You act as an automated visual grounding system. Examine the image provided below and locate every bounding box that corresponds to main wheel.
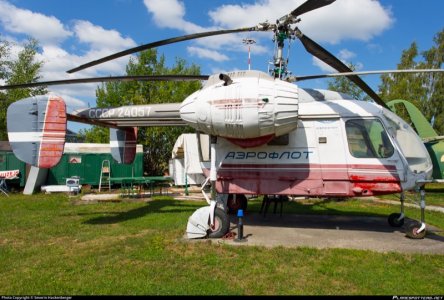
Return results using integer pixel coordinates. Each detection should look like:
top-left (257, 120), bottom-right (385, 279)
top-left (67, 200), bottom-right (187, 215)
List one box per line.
top-left (227, 194), bottom-right (248, 214)
top-left (207, 207), bottom-right (230, 238)
top-left (405, 221), bottom-right (426, 239)
top-left (388, 213), bottom-right (404, 227)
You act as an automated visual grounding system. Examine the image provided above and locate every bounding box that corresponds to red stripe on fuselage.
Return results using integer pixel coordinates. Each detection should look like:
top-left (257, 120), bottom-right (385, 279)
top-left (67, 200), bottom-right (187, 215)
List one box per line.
top-left (214, 163), bottom-right (401, 196)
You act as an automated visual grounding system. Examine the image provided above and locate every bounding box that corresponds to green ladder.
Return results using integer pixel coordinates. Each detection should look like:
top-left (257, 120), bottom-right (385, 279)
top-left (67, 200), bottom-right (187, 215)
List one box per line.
top-left (99, 160), bottom-right (111, 192)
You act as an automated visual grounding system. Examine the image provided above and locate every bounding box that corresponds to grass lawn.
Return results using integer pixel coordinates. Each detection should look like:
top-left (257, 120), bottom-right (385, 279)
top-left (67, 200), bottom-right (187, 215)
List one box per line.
top-left (377, 182), bottom-right (444, 208)
top-left (0, 193), bottom-right (443, 295)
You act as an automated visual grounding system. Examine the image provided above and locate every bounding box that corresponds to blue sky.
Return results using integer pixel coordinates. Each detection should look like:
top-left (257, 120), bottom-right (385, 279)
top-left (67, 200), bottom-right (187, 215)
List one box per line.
top-left (0, 0), bottom-right (443, 122)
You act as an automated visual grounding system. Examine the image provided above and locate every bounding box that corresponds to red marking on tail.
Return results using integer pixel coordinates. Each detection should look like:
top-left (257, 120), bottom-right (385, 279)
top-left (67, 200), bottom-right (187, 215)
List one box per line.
top-left (38, 96), bottom-right (66, 168)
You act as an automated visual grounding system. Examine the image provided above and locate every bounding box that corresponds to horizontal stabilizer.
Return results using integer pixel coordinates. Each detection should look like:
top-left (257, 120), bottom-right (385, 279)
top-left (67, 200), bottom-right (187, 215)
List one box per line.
top-left (110, 127), bottom-right (137, 164)
top-left (7, 95), bottom-right (67, 168)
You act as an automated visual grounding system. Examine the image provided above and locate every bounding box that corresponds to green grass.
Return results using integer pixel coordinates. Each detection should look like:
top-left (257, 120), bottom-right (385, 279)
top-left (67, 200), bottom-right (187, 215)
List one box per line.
top-left (377, 183), bottom-right (444, 208)
top-left (248, 196), bottom-right (444, 231)
top-left (0, 193), bottom-right (443, 295)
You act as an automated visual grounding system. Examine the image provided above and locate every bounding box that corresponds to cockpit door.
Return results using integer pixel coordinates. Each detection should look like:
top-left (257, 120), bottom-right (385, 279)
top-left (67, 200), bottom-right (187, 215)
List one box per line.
top-left (344, 118), bottom-right (406, 183)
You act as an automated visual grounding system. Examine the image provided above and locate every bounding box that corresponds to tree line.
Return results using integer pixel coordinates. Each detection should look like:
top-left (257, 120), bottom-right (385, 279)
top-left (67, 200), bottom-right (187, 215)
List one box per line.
top-left (0, 28), bottom-right (442, 175)
top-left (0, 38), bottom-right (46, 140)
top-left (328, 29), bottom-right (443, 133)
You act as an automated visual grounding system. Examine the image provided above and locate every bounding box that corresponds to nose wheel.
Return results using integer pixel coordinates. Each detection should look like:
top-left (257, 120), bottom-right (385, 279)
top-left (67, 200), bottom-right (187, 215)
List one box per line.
top-left (387, 189), bottom-right (428, 239)
top-left (405, 221), bottom-right (426, 239)
top-left (207, 207), bottom-right (230, 238)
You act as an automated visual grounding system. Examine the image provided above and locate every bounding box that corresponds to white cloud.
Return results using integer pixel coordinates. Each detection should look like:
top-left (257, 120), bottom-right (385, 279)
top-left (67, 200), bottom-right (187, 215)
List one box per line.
top-left (187, 46), bottom-right (229, 62)
top-left (209, 0), bottom-right (296, 29)
top-left (143, 0), bottom-right (393, 75)
top-left (0, 0), bottom-right (72, 44)
top-left (143, 0), bottom-right (272, 58)
top-left (209, 0), bottom-right (393, 44)
top-left (338, 49), bottom-right (363, 71)
top-left (0, 0), bottom-right (141, 109)
top-left (73, 20), bottom-right (136, 51)
top-left (210, 67), bottom-right (241, 75)
top-left (0, 0), bottom-right (395, 108)
top-left (143, 0), bottom-right (203, 33)
top-left (312, 48), bottom-right (364, 73)
top-left (312, 57), bottom-right (336, 73)
top-left (47, 92), bottom-right (88, 112)
top-left (338, 49), bottom-right (356, 61)
top-left (298, 0), bottom-right (393, 44)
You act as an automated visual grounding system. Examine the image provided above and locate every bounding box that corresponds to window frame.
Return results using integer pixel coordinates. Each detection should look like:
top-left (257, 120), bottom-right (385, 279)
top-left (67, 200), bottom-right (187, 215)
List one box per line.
top-left (345, 118), bottom-right (395, 159)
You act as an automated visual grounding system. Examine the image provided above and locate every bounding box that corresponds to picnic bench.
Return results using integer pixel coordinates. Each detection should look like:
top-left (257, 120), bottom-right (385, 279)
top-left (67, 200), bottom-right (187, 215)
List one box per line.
top-left (109, 176), bottom-right (173, 197)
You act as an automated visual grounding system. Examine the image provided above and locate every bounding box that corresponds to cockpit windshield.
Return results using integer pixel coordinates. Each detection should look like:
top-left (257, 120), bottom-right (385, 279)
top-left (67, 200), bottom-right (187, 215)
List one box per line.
top-left (382, 108), bottom-right (432, 174)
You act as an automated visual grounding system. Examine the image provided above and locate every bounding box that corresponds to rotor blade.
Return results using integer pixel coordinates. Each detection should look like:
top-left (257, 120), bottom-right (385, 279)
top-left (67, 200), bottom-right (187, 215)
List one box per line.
top-left (0, 75), bottom-right (209, 90)
top-left (67, 27), bottom-right (257, 74)
top-left (291, 0), bottom-right (336, 17)
top-left (291, 69), bottom-right (444, 81)
top-left (295, 29), bottom-right (387, 108)
top-left (422, 135), bottom-right (444, 143)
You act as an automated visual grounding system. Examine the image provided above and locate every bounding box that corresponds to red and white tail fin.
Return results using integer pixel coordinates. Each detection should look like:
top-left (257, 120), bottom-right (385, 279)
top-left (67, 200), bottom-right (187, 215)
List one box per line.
top-left (7, 95), bottom-right (67, 168)
top-left (110, 127), bottom-right (137, 164)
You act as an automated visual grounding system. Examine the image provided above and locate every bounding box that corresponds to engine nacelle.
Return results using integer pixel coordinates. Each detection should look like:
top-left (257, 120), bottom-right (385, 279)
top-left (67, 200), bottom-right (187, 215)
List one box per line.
top-left (180, 71), bottom-right (299, 144)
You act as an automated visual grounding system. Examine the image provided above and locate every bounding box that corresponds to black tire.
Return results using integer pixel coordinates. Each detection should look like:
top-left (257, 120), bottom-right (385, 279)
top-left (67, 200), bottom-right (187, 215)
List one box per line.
top-left (405, 221), bottom-right (426, 239)
top-left (388, 213), bottom-right (404, 227)
top-left (227, 194), bottom-right (248, 214)
top-left (207, 207), bottom-right (230, 238)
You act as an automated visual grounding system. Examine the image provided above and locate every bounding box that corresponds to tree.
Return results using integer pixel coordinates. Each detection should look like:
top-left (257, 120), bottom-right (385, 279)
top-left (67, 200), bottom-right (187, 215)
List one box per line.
top-left (0, 39), bottom-right (9, 80)
top-left (379, 28), bottom-right (444, 134)
top-left (419, 29), bottom-right (444, 134)
top-left (327, 62), bottom-right (371, 101)
top-left (81, 49), bottom-right (202, 175)
top-left (6, 39), bottom-right (46, 101)
top-left (0, 38), bottom-right (46, 140)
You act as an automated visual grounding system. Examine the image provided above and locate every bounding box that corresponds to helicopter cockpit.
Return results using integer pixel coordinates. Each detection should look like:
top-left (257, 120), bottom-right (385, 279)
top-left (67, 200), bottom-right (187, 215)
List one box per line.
top-left (382, 108), bottom-right (433, 176)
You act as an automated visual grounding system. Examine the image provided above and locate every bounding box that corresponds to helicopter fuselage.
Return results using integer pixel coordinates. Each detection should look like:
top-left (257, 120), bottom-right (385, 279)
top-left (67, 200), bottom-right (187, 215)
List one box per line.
top-left (6, 71), bottom-right (433, 198)
top-left (184, 73), bottom-right (434, 197)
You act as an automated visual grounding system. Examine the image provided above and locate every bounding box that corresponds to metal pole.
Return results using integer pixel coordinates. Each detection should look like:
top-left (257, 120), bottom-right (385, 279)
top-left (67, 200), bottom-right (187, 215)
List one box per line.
top-left (248, 45), bottom-right (251, 70)
top-left (234, 209), bottom-right (247, 243)
top-left (210, 136), bottom-right (217, 201)
top-left (242, 38), bottom-right (256, 71)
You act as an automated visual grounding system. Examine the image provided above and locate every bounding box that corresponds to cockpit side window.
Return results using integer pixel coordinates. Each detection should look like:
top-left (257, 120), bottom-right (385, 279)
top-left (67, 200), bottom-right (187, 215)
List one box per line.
top-left (383, 109), bottom-right (432, 173)
top-left (345, 119), bottom-right (394, 159)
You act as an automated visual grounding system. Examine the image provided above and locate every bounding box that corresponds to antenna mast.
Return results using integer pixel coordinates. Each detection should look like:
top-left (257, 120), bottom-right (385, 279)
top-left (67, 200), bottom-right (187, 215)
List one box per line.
top-left (242, 38), bottom-right (256, 70)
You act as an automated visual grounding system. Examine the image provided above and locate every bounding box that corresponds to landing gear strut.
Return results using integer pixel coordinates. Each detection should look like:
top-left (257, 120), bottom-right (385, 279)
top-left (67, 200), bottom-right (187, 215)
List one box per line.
top-left (227, 194), bottom-right (248, 214)
top-left (388, 192), bottom-right (405, 227)
top-left (405, 188), bottom-right (427, 239)
top-left (186, 136), bottom-right (230, 239)
top-left (388, 186), bottom-right (428, 239)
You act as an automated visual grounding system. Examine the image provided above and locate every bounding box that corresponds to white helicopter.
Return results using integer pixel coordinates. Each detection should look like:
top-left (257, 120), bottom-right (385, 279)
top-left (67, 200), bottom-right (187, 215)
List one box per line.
top-left (1, 0), bottom-right (443, 240)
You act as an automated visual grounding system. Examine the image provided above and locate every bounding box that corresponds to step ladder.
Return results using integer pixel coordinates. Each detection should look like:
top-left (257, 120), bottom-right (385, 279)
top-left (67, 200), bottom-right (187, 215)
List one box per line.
top-left (99, 160), bottom-right (111, 192)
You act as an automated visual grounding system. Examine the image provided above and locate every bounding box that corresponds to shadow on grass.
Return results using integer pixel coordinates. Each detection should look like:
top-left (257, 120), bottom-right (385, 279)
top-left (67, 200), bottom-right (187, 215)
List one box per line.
top-left (83, 199), bottom-right (200, 225)
top-left (239, 198), bottom-right (444, 242)
top-left (247, 197), bottom-right (388, 217)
